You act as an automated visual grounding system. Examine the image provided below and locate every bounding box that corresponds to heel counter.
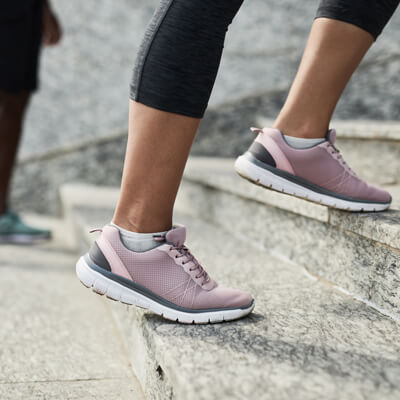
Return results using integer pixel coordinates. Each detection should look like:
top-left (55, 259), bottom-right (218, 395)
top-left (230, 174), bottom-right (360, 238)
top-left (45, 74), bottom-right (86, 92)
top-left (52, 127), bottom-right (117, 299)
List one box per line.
top-left (255, 131), bottom-right (295, 174)
top-left (247, 141), bottom-right (276, 168)
top-left (89, 241), bottom-right (111, 271)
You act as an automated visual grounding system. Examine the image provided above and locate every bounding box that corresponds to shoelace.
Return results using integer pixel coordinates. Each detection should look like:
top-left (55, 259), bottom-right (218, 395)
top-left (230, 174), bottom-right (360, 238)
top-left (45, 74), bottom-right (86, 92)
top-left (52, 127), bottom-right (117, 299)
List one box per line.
top-left (172, 245), bottom-right (210, 285)
top-left (327, 143), bottom-right (357, 177)
top-left (154, 234), bottom-right (210, 286)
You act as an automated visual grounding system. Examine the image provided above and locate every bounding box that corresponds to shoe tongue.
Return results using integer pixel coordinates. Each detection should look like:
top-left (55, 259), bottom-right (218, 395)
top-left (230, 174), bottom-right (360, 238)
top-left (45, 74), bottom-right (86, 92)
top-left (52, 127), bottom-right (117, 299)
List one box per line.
top-left (326, 129), bottom-right (337, 145)
top-left (165, 225), bottom-right (186, 247)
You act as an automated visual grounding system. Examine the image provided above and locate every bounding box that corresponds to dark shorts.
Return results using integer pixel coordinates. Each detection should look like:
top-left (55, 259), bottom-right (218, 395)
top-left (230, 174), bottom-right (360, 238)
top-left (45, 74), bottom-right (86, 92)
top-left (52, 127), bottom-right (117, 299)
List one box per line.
top-left (0, 0), bottom-right (44, 93)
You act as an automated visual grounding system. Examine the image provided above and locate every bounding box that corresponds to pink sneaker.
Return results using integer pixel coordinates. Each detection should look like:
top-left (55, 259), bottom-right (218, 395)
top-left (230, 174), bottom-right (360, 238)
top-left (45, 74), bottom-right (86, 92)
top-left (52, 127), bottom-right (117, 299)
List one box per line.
top-left (76, 225), bottom-right (254, 324)
top-left (235, 128), bottom-right (392, 212)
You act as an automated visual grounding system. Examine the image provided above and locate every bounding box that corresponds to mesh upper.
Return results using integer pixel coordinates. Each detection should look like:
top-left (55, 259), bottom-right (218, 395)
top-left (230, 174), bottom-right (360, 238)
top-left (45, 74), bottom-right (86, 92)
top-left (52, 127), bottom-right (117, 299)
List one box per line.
top-left (100, 225), bottom-right (251, 310)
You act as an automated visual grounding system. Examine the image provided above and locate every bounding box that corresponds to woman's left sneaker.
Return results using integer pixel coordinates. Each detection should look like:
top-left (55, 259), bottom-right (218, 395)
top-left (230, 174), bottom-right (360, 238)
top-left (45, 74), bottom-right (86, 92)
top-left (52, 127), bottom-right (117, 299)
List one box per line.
top-left (235, 127), bottom-right (392, 212)
top-left (0, 210), bottom-right (51, 244)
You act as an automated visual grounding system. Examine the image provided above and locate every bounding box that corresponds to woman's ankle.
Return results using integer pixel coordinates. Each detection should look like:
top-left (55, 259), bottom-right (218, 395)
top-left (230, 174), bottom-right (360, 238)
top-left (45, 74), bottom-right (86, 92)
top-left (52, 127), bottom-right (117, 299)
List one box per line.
top-left (113, 209), bottom-right (172, 234)
top-left (273, 118), bottom-right (328, 139)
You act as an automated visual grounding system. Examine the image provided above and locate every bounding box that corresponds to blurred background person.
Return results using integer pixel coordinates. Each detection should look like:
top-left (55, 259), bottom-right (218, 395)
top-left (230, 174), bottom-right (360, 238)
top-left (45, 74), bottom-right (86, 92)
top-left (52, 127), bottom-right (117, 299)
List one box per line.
top-left (0, 0), bottom-right (61, 244)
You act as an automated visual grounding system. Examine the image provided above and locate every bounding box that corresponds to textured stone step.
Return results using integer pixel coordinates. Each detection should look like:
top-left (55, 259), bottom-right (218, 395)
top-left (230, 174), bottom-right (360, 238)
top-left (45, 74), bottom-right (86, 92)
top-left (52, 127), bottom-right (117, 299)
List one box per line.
top-left (177, 157), bottom-right (400, 320)
top-left (63, 183), bottom-right (400, 400)
top-left (259, 118), bottom-right (400, 185)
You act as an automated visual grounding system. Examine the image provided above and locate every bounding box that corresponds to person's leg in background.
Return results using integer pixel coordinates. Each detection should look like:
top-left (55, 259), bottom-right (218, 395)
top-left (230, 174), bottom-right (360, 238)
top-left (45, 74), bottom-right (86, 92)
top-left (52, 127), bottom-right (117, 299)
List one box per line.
top-left (236, 0), bottom-right (399, 212)
top-left (77, 0), bottom-right (254, 324)
top-left (0, 91), bottom-right (31, 215)
top-left (0, 0), bottom-right (61, 243)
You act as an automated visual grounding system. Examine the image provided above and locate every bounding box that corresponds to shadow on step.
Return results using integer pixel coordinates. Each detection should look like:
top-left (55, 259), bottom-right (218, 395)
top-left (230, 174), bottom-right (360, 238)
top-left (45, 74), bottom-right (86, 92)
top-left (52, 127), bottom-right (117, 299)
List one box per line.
top-left (144, 312), bottom-right (400, 387)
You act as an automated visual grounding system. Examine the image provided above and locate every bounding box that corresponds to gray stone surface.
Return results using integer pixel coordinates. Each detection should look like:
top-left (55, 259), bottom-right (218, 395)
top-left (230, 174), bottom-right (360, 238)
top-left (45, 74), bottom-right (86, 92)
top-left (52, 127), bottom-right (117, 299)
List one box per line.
top-left (0, 225), bottom-right (144, 399)
top-left (66, 193), bottom-right (400, 400)
top-left (0, 379), bottom-right (141, 400)
top-left (329, 209), bottom-right (400, 250)
top-left (12, 135), bottom-right (126, 215)
top-left (175, 157), bottom-right (400, 318)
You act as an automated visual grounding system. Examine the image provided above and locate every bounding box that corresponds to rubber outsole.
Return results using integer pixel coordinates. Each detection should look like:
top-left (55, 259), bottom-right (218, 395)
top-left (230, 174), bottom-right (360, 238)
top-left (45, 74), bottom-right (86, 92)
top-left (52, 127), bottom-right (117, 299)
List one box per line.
top-left (235, 155), bottom-right (390, 212)
top-left (76, 257), bottom-right (255, 324)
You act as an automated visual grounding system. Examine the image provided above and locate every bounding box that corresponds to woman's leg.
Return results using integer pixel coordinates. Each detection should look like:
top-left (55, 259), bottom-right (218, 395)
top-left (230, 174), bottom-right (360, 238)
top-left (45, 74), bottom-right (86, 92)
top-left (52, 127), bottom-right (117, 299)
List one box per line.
top-left (78, 0), bottom-right (254, 324)
top-left (274, 0), bottom-right (399, 138)
top-left (114, 0), bottom-right (244, 233)
top-left (273, 18), bottom-right (373, 139)
top-left (235, 0), bottom-right (397, 211)
top-left (113, 101), bottom-right (199, 233)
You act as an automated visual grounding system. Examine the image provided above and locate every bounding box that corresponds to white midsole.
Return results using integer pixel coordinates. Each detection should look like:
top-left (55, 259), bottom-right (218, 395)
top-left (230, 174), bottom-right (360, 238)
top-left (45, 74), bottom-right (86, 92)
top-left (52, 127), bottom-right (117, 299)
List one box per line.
top-left (76, 257), bottom-right (254, 324)
top-left (235, 155), bottom-right (390, 212)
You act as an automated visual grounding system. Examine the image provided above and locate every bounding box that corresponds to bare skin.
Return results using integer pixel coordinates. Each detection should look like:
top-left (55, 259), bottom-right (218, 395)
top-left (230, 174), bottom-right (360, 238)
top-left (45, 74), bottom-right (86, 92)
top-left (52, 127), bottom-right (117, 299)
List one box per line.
top-left (0, 1), bottom-right (61, 215)
top-left (113, 101), bottom-right (200, 233)
top-left (42, 0), bottom-right (62, 46)
top-left (0, 92), bottom-right (31, 214)
top-left (113, 18), bottom-right (375, 234)
top-left (274, 18), bottom-right (374, 139)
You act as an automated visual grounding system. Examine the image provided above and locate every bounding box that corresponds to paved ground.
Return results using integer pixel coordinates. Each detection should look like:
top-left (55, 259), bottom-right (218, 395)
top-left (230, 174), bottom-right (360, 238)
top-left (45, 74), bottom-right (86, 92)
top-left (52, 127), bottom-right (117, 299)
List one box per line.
top-left (0, 216), bottom-right (144, 400)
top-left (21, 0), bottom-right (400, 160)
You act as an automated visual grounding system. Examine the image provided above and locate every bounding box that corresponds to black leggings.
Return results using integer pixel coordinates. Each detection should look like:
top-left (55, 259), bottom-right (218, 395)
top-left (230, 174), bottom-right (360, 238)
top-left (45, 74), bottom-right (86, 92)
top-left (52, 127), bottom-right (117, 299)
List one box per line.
top-left (130, 0), bottom-right (399, 119)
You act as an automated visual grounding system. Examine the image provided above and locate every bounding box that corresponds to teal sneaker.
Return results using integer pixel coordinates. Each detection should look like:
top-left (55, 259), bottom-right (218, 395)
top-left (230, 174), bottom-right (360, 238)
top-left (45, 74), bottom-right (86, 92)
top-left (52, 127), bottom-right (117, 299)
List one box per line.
top-left (0, 210), bottom-right (51, 244)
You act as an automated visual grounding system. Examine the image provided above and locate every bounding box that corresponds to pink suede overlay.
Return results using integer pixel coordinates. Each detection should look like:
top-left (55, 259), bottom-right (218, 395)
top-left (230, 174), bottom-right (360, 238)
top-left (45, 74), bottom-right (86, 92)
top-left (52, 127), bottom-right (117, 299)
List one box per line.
top-left (96, 225), bottom-right (252, 310)
top-left (255, 131), bottom-right (295, 174)
top-left (257, 128), bottom-right (391, 203)
top-left (96, 234), bottom-right (132, 280)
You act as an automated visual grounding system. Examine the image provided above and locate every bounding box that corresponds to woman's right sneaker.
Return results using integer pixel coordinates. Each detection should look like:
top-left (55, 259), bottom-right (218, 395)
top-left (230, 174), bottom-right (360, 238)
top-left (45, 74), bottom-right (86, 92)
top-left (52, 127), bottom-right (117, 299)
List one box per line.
top-left (76, 225), bottom-right (254, 324)
top-left (235, 127), bottom-right (392, 212)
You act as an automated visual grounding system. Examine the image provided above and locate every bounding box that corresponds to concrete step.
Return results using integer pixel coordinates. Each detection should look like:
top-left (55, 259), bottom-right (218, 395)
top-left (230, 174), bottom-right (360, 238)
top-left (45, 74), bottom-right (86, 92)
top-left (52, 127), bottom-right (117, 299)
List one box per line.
top-left (63, 183), bottom-right (400, 400)
top-left (259, 118), bottom-right (400, 185)
top-left (177, 157), bottom-right (400, 321)
top-left (0, 214), bottom-right (144, 400)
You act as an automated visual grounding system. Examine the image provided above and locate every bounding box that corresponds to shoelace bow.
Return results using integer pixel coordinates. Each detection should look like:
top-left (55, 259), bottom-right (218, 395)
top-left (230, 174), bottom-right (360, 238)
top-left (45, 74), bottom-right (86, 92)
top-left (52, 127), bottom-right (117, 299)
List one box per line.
top-left (154, 234), bottom-right (210, 285)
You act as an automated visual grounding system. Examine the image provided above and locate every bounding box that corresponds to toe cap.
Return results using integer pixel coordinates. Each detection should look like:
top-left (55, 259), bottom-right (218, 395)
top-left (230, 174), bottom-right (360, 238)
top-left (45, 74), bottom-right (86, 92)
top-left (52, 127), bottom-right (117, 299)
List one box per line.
top-left (369, 185), bottom-right (392, 204)
top-left (195, 285), bottom-right (253, 310)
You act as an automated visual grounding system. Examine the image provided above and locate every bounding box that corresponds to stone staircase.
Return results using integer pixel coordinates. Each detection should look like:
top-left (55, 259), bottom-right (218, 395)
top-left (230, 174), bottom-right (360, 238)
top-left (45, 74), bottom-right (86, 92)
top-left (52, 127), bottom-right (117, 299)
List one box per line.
top-left (61, 146), bottom-right (400, 399)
